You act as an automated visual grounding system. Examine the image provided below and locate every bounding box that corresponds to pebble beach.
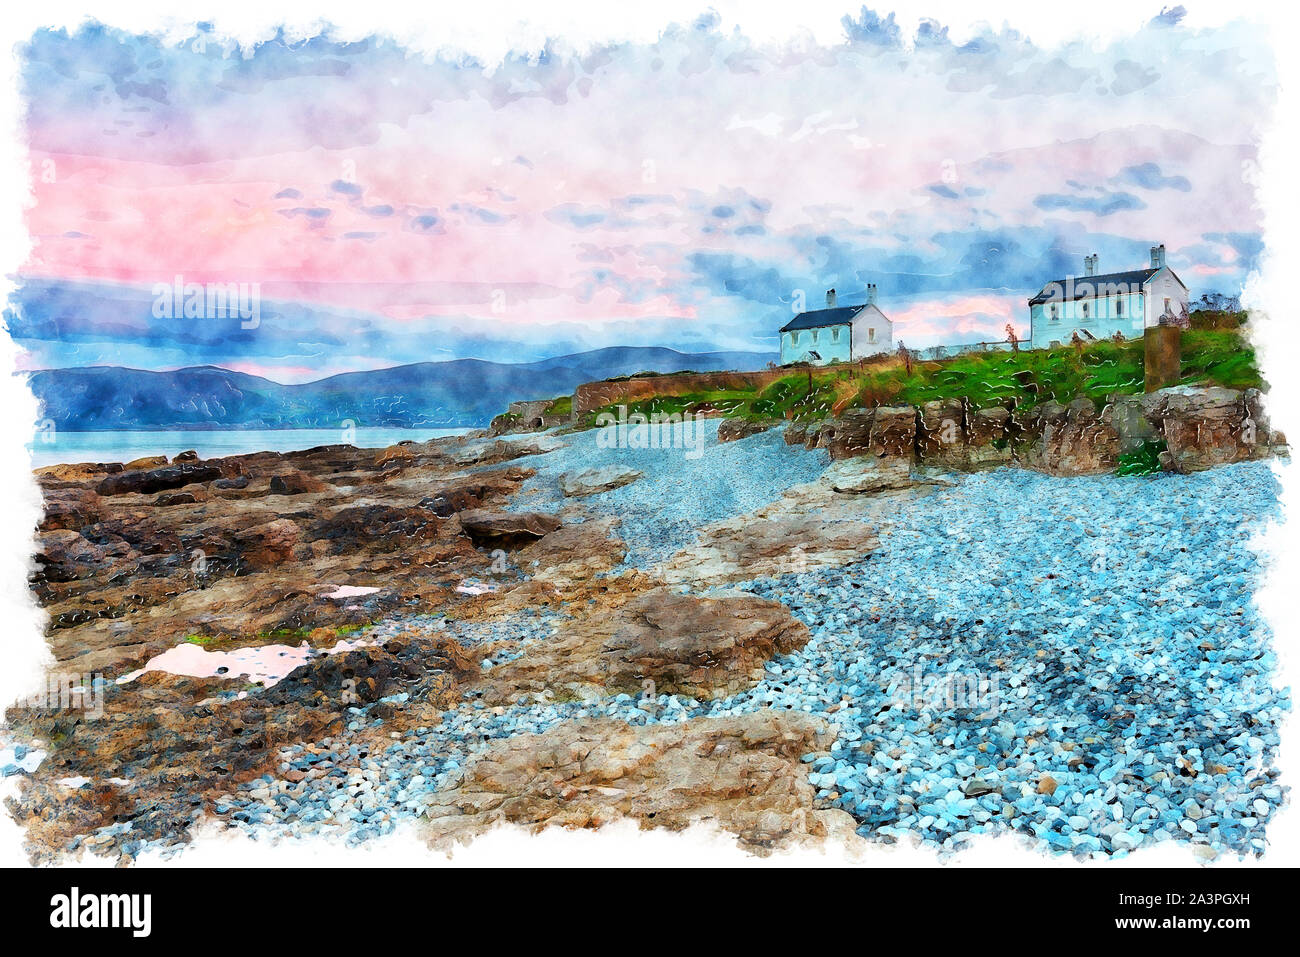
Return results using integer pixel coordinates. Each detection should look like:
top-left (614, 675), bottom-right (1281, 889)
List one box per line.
top-left (177, 423), bottom-right (1290, 861)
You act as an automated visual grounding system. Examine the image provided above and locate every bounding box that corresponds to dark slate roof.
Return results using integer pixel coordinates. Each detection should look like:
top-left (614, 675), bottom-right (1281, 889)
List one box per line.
top-left (1028, 268), bottom-right (1159, 305)
top-left (779, 304), bottom-right (866, 333)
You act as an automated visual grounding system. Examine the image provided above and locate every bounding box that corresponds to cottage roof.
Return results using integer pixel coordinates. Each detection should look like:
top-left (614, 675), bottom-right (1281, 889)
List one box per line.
top-left (1027, 267), bottom-right (1186, 305)
top-left (779, 304), bottom-right (867, 333)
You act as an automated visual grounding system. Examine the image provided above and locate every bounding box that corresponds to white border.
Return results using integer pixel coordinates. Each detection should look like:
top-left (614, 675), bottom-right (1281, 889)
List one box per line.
top-left (0, 0), bottom-right (1296, 868)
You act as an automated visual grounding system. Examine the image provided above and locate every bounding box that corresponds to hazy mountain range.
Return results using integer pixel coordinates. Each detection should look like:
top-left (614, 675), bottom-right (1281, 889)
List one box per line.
top-left (27, 347), bottom-right (773, 431)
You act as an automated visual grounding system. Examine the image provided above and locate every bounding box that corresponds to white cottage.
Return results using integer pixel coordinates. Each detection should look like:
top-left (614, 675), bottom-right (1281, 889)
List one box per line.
top-left (1028, 244), bottom-right (1189, 349)
top-left (779, 285), bottom-right (893, 366)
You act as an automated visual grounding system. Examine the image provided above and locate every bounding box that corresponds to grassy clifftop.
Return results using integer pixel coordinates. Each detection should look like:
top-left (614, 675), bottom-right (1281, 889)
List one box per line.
top-left (577, 330), bottom-right (1262, 426)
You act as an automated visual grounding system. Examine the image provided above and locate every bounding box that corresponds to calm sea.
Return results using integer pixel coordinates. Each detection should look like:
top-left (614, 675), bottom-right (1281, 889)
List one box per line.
top-left (28, 427), bottom-right (475, 470)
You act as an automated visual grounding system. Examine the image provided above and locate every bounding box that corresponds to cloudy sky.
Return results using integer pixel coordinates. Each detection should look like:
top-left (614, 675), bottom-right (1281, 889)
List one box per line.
top-left (8, 6), bottom-right (1275, 381)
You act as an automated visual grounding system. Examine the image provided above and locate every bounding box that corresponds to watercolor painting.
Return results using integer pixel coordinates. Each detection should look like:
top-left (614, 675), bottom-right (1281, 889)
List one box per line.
top-left (0, 3), bottom-right (1292, 874)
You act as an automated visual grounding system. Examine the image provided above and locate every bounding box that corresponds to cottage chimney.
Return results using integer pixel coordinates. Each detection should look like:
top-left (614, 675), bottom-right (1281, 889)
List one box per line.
top-left (826, 288), bottom-right (837, 308)
top-left (1084, 254), bottom-right (1098, 277)
top-left (1150, 245), bottom-right (1166, 268)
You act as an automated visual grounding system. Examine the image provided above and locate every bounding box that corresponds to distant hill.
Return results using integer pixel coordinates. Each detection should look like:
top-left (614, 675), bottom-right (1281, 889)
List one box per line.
top-left (27, 347), bottom-right (774, 430)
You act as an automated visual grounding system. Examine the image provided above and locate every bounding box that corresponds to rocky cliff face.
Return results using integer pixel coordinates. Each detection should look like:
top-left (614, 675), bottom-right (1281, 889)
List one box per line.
top-left (781, 385), bottom-right (1284, 476)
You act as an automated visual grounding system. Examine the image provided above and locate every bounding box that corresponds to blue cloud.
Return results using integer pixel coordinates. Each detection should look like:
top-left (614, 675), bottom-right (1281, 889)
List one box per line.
top-left (544, 204), bottom-right (607, 229)
top-left (1151, 6), bottom-right (1187, 27)
top-left (1120, 162), bottom-right (1191, 191)
top-left (407, 212), bottom-right (443, 233)
top-left (277, 206), bottom-right (331, 220)
top-left (1033, 191), bottom-right (1146, 216)
top-left (842, 7), bottom-right (902, 47)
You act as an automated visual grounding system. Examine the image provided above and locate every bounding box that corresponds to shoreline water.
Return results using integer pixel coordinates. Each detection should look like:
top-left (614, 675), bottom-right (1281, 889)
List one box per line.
top-left (27, 426), bottom-right (477, 470)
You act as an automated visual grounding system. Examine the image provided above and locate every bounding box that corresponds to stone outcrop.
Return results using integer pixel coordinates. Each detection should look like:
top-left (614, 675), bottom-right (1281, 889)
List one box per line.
top-left (559, 465), bottom-right (643, 497)
top-left (1014, 398), bottom-right (1122, 475)
top-left (451, 435), bottom-right (565, 467)
top-left (657, 512), bottom-right (879, 584)
top-left (484, 587), bottom-right (809, 700)
top-left (794, 385), bottom-right (1283, 477)
top-left (1143, 385), bottom-right (1284, 473)
top-left (39, 488), bottom-right (103, 532)
top-left (269, 469), bottom-right (329, 495)
top-left (6, 631), bottom-right (480, 862)
top-left (374, 444), bottom-right (416, 468)
top-left (29, 440), bottom-right (540, 678)
top-left (717, 419), bottom-right (776, 443)
top-left (488, 398), bottom-right (572, 435)
top-left (96, 462), bottom-right (226, 497)
top-left (514, 517), bottom-right (626, 584)
top-left (457, 509), bottom-right (562, 547)
top-left (821, 455), bottom-right (919, 494)
top-left (916, 399), bottom-right (966, 466)
top-left (422, 712), bottom-right (853, 854)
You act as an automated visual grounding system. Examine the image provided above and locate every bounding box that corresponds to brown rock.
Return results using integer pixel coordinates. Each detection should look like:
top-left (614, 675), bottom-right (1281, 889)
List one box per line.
top-left (486, 587), bottom-right (809, 700)
top-left (458, 509), bottom-right (561, 547)
top-left (422, 712), bottom-right (849, 853)
top-left (154, 488), bottom-right (210, 507)
top-left (96, 463), bottom-right (225, 497)
top-left (558, 465), bottom-right (642, 497)
top-left (515, 518), bottom-right (626, 584)
top-left (231, 519), bottom-right (301, 568)
top-left (1016, 398), bottom-right (1119, 475)
top-left (34, 461), bottom-right (123, 484)
top-left (658, 513), bottom-right (878, 584)
top-left (375, 444), bottom-right (416, 468)
top-left (1148, 386), bottom-right (1270, 473)
top-left (717, 419), bottom-right (776, 443)
top-left (916, 399), bottom-right (966, 465)
top-left (40, 488), bottom-right (102, 532)
top-left (268, 470), bottom-right (328, 495)
top-left (123, 455), bottom-right (169, 471)
top-left (1037, 774), bottom-right (1059, 796)
top-left (822, 409), bottom-right (873, 459)
top-left (870, 405), bottom-right (919, 457)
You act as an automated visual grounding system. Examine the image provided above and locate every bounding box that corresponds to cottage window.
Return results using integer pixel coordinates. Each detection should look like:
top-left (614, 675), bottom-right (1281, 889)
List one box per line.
top-left (1082, 302), bottom-right (1090, 319)
top-left (812, 329), bottom-right (819, 344)
top-left (868, 327), bottom-right (876, 342)
top-left (1117, 299), bottom-right (1124, 317)
top-left (1050, 304), bottom-right (1059, 320)
top-left (832, 327), bottom-right (840, 343)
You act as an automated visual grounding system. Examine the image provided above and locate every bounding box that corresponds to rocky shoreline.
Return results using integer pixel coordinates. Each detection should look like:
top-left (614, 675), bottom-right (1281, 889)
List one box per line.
top-left (2, 385), bottom-right (1289, 863)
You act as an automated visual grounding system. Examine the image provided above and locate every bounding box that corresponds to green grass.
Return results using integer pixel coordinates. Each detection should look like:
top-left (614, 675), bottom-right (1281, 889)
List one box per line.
top-left (184, 633), bottom-right (224, 647)
top-left (577, 388), bottom-right (756, 428)
top-left (1115, 440), bottom-right (1167, 477)
top-left (571, 331), bottom-right (1261, 429)
top-left (249, 623), bottom-right (372, 643)
top-left (543, 394), bottom-right (573, 418)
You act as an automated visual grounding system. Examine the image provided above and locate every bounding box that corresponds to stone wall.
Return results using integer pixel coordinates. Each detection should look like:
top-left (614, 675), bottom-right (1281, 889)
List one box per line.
top-left (489, 398), bottom-right (571, 435)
